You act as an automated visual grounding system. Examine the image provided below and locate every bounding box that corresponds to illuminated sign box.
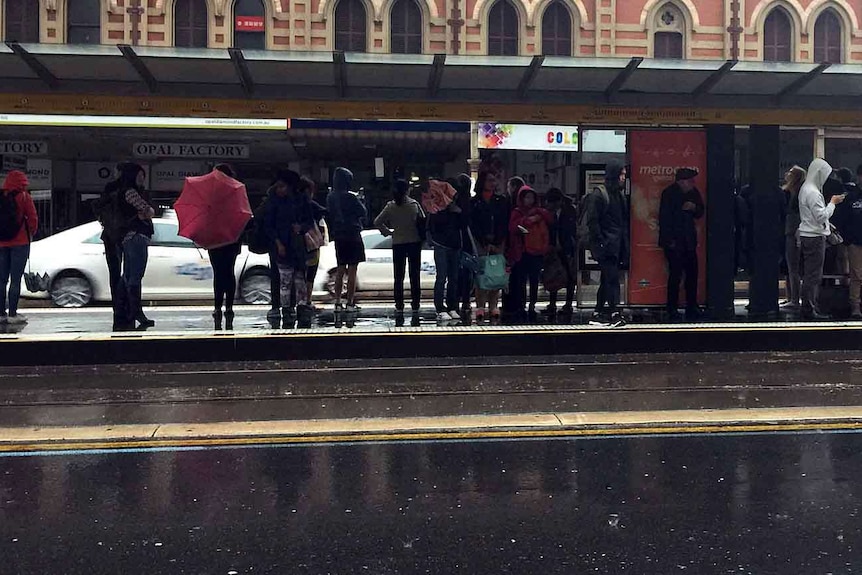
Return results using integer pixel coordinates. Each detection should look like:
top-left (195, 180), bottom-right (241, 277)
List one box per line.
top-left (478, 123), bottom-right (579, 152)
top-left (235, 16), bottom-right (265, 31)
top-left (0, 114), bottom-right (287, 130)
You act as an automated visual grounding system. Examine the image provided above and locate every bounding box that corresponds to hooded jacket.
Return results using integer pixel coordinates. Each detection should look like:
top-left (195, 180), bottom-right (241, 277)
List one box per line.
top-left (798, 158), bottom-right (835, 238)
top-left (470, 192), bottom-right (510, 250)
top-left (586, 162), bottom-right (628, 261)
top-left (658, 180), bottom-right (705, 251)
top-left (507, 186), bottom-right (553, 263)
top-left (326, 167), bottom-right (367, 241)
top-left (0, 171), bottom-right (38, 248)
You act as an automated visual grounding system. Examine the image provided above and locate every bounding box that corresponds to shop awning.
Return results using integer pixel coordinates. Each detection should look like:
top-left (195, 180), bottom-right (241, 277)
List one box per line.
top-left (3, 43), bottom-right (862, 112)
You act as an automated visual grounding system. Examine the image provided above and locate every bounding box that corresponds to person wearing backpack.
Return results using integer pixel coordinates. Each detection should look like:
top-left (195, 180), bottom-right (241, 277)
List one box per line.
top-left (0, 170), bottom-right (38, 326)
top-left (508, 185), bottom-right (553, 322)
top-left (583, 162), bottom-right (628, 327)
top-left (117, 162), bottom-right (155, 331)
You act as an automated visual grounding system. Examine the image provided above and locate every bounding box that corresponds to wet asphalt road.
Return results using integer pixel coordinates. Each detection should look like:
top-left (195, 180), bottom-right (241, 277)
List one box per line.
top-left (2, 430), bottom-right (862, 574)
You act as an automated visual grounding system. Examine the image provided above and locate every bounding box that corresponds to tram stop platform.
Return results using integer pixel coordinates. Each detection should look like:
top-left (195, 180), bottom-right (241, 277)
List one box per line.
top-left (2, 315), bottom-right (862, 367)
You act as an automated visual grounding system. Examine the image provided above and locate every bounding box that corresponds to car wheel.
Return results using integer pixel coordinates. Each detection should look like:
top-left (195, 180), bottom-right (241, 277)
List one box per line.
top-left (240, 269), bottom-right (272, 305)
top-left (50, 272), bottom-right (93, 308)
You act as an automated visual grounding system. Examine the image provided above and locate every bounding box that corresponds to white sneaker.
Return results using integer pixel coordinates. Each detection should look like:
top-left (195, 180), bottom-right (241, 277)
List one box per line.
top-left (436, 312), bottom-right (450, 323)
top-left (6, 314), bottom-right (28, 325)
top-left (447, 310), bottom-right (461, 321)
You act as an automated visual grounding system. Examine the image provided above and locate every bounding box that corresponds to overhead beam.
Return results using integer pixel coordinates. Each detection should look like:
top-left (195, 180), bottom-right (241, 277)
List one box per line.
top-left (6, 42), bottom-right (58, 90)
top-left (228, 47), bottom-right (254, 97)
top-left (517, 55), bottom-right (544, 100)
top-left (427, 53), bottom-right (446, 98)
top-left (604, 57), bottom-right (642, 102)
top-left (776, 62), bottom-right (831, 103)
top-left (692, 59), bottom-right (737, 99)
top-left (118, 44), bottom-right (158, 94)
top-left (333, 51), bottom-right (347, 98)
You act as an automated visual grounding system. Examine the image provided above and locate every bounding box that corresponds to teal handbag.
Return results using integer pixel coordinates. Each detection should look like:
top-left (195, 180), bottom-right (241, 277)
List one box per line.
top-left (476, 254), bottom-right (509, 291)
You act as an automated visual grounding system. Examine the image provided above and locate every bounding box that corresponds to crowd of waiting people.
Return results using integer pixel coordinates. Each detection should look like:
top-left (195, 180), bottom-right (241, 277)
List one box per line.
top-left (1, 156), bottom-right (859, 330)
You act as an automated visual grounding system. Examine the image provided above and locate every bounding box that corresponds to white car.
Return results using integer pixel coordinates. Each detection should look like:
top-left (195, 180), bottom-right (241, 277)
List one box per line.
top-left (22, 217), bottom-right (273, 308)
top-left (313, 230), bottom-right (437, 296)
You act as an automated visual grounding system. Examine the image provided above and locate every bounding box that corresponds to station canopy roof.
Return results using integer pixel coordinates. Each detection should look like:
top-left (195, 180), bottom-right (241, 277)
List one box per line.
top-left (2, 43), bottom-right (862, 112)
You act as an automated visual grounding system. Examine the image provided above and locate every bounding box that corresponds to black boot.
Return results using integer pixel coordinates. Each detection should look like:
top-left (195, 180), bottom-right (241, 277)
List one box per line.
top-left (224, 310), bottom-right (235, 331)
top-left (213, 310), bottom-right (223, 330)
top-left (296, 304), bottom-right (313, 329)
top-left (132, 286), bottom-right (155, 329)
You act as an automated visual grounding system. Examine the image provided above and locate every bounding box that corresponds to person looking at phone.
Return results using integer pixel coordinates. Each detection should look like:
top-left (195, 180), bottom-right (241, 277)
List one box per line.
top-left (507, 186), bottom-right (553, 322)
top-left (798, 158), bottom-right (844, 320)
top-left (659, 167), bottom-right (705, 322)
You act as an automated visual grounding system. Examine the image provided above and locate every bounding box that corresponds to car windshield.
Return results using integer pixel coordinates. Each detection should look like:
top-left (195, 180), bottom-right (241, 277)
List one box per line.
top-left (362, 233), bottom-right (388, 250)
top-left (153, 223), bottom-right (195, 248)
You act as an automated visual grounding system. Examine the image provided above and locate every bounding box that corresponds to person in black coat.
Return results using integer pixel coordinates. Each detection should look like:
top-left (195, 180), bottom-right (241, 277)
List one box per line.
top-left (832, 167), bottom-right (862, 318)
top-left (659, 167), bottom-right (705, 321)
top-left (585, 162), bottom-right (628, 327)
top-left (546, 188), bottom-right (578, 314)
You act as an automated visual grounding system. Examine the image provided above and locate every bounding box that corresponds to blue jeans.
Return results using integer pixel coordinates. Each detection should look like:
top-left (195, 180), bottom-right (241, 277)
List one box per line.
top-left (122, 233), bottom-right (149, 288)
top-left (433, 246), bottom-right (460, 313)
top-left (0, 244), bottom-right (30, 316)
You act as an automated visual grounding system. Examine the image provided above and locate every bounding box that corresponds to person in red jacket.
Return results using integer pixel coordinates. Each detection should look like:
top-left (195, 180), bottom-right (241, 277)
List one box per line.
top-left (508, 185), bottom-right (552, 322)
top-left (0, 170), bottom-right (38, 325)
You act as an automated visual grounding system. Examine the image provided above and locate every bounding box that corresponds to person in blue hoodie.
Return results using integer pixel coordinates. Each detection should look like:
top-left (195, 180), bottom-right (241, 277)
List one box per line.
top-left (326, 167), bottom-right (367, 312)
top-left (265, 169), bottom-right (315, 328)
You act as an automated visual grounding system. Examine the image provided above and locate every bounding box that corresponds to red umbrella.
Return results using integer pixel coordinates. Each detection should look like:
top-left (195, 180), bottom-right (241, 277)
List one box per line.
top-left (174, 169), bottom-right (252, 250)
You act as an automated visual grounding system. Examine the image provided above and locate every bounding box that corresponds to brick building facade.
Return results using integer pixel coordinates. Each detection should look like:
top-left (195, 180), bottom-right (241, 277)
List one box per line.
top-left (1, 0), bottom-right (860, 63)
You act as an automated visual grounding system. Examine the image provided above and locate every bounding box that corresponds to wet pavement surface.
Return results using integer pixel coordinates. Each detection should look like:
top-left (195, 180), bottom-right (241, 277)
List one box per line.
top-left (2, 431), bottom-right (862, 574)
top-left (2, 351), bottom-right (862, 428)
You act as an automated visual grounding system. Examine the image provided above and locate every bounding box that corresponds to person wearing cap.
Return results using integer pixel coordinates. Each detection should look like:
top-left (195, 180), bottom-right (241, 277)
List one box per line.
top-left (0, 170), bottom-right (38, 326)
top-left (659, 167), bottom-right (705, 322)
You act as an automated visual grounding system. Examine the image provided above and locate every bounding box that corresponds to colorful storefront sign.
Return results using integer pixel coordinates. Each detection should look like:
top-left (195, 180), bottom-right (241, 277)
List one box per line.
top-left (628, 130), bottom-right (708, 306)
top-left (478, 123), bottom-right (579, 152)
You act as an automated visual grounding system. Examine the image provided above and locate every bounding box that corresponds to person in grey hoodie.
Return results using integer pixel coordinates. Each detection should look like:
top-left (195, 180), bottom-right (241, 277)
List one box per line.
top-left (326, 167), bottom-right (367, 312)
top-left (375, 179), bottom-right (424, 318)
top-left (798, 158), bottom-right (845, 320)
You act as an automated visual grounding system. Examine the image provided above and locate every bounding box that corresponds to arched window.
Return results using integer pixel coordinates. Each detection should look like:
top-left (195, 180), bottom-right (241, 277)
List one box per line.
top-left (488, 0), bottom-right (518, 56)
top-left (763, 8), bottom-right (792, 62)
top-left (814, 9), bottom-right (842, 63)
top-left (541, 1), bottom-right (571, 56)
top-left (335, 0), bottom-right (367, 52)
top-left (233, 0), bottom-right (265, 49)
top-left (67, 0), bottom-right (101, 44)
top-left (390, 0), bottom-right (422, 54)
top-left (653, 3), bottom-right (684, 58)
top-left (175, 0), bottom-right (208, 47)
top-left (5, 0), bottom-right (39, 42)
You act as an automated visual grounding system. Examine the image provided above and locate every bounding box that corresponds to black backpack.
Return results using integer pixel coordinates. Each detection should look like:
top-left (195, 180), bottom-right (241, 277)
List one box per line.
top-left (576, 185), bottom-right (609, 250)
top-left (0, 191), bottom-right (22, 241)
top-left (94, 190), bottom-right (133, 244)
top-left (247, 197), bottom-right (272, 255)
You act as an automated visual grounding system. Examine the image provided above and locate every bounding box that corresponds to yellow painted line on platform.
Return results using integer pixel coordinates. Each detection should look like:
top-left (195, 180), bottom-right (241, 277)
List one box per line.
top-left (2, 406), bottom-right (862, 453)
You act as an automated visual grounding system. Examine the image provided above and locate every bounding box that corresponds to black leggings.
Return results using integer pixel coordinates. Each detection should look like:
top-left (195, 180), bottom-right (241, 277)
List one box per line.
top-left (209, 244), bottom-right (239, 312)
top-left (393, 242), bottom-right (422, 311)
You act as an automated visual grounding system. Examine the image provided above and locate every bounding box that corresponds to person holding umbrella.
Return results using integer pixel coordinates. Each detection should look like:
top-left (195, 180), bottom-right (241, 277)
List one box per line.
top-left (175, 163), bottom-right (253, 331)
top-left (207, 164), bottom-right (246, 330)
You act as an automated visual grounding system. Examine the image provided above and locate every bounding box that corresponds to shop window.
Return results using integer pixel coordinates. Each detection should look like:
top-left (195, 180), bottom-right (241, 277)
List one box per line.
top-left (653, 4), bottom-right (684, 59)
top-left (175, 0), bottom-right (208, 47)
top-left (763, 8), bottom-right (792, 62)
top-left (67, 0), bottom-right (101, 44)
top-left (233, 0), bottom-right (265, 50)
top-left (390, 0), bottom-right (422, 54)
top-left (487, 0), bottom-right (518, 56)
top-left (814, 9), bottom-right (842, 63)
top-left (5, 0), bottom-right (39, 42)
top-left (541, 1), bottom-right (571, 56)
top-left (335, 0), bottom-right (367, 52)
